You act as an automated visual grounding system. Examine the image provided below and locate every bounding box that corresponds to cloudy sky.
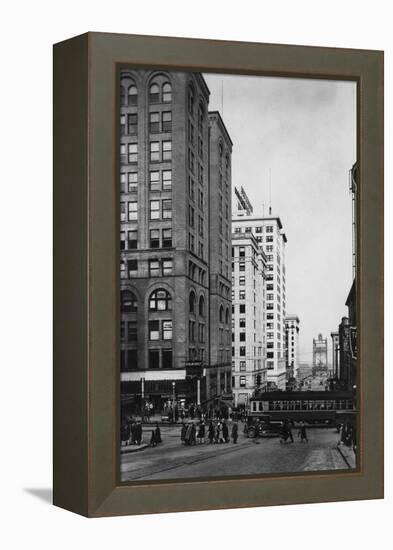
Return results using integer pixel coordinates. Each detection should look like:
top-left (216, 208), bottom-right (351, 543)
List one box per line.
top-left (204, 72), bottom-right (357, 365)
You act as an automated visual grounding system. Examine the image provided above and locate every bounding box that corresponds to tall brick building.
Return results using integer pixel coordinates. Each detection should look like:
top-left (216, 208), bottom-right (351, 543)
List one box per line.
top-left (119, 70), bottom-right (232, 415)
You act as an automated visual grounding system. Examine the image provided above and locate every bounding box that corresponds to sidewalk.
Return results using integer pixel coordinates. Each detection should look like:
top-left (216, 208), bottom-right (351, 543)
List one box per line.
top-left (120, 443), bottom-right (149, 454)
top-left (336, 444), bottom-right (356, 469)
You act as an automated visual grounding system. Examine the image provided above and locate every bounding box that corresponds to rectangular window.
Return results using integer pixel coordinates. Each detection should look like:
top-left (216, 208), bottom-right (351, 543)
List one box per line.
top-left (162, 199), bottom-right (172, 219)
top-left (150, 141), bottom-right (160, 162)
top-left (239, 290), bottom-right (246, 300)
top-left (162, 169), bottom-right (172, 190)
top-left (127, 321), bottom-right (137, 341)
top-left (239, 332), bottom-right (246, 342)
top-left (149, 259), bottom-right (160, 277)
top-left (150, 200), bottom-right (160, 220)
top-left (120, 231), bottom-right (126, 250)
top-left (148, 349), bottom-right (160, 369)
top-left (149, 320), bottom-right (160, 341)
top-left (149, 171), bottom-right (160, 191)
top-left (239, 276), bottom-right (245, 286)
top-left (127, 349), bottom-right (138, 370)
top-left (128, 113), bottom-right (137, 134)
top-left (162, 228), bottom-right (172, 248)
top-left (127, 259), bottom-right (137, 275)
top-left (240, 361), bottom-right (246, 372)
top-left (120, 172), bottom-right (126, 193)
top-left (162, 320), bottom-right (172, 340)
top-left (162, 258), bottom-right (173, 276)
top-left (120, 143), bottom-right (126, 163)
top-left (239, 247), bottom-right (245, 257)
top-left (150, 229), bottom-right (160, 248)
top-left (120, 114), bottom-right (126, 135)
top-left (240, 376), bottom-right (246, 387)
top-left (162, 140), bottom-right (172, 161)
top-left (162, 349), bottom-right (172, 369)
top-left (239, 318), bottom-right (246, 328)
top-left (239, 262), bottom-right (245, 272)
top-left (240, 304), bottom-right (246, 314)
top-left (128, 172), bottom-right (138, 193)
top-left (128, 201), bottom-right (138, 221)
top-left (120, 321), bottom-right (125, 340)
top-left (149, 112), bottom-right (160, 133)
top-left (188, 148), bottom-right (195, 172)
top-left (128, 143), bottom-right (138, 163)
top-left (240, 346), bottom-right (246, 356)
top-left (127, 229), bottom-right (137, 250)
top-left (162, 111), bottom-right (172, 132)
top-left (189, 205), bottom-right (194, 227)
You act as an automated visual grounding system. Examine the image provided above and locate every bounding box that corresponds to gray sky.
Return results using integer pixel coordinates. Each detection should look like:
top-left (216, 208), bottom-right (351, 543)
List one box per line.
top-left (204, 73), bottom-right (357, 365)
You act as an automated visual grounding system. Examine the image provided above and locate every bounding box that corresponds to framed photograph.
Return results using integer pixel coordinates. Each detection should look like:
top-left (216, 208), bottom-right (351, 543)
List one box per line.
top-left (53, 32), bottom-right (383, 517)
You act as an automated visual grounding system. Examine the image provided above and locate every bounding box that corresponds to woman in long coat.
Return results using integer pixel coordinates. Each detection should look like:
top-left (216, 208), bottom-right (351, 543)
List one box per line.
top-left (197, 422), bottom-right (205, 444)
top-left (181, 422), bottom-right (187, 444)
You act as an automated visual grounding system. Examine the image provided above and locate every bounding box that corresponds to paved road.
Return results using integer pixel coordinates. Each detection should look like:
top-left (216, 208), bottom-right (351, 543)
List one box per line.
top-left (120, 425), bottom-right (351, 482)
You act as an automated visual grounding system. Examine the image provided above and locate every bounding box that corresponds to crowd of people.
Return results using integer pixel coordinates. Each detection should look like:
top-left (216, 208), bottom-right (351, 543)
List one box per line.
top-left (180, 420), bottom-right (238, 446)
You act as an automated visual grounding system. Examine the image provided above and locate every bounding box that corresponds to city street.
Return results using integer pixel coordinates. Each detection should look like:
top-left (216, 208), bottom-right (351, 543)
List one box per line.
top-left (120, 424), bottom-right (352, 482)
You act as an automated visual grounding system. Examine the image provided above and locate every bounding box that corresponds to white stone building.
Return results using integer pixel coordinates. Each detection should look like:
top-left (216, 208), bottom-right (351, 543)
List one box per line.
top-left (232, 188), bottom-right (288, 390)
top-left (231, 232), bottom-right (267, 407)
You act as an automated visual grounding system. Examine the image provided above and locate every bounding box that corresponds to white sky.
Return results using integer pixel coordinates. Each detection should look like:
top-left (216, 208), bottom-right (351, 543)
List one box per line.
top-left (204, 73), bottom-right (357, 366)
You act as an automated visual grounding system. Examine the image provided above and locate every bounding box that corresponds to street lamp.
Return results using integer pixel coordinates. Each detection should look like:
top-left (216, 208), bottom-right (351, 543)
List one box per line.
top-left (172, 381), bottom-right (176, 423)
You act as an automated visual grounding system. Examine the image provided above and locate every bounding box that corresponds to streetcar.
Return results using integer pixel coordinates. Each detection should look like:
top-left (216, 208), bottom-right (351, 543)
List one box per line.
top-left (246, 390), bottom-right (356, 433)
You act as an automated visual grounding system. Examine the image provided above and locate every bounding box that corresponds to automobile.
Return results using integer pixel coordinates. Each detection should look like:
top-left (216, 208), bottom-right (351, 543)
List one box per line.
top-left (245, 417), bottom-right (281, 438)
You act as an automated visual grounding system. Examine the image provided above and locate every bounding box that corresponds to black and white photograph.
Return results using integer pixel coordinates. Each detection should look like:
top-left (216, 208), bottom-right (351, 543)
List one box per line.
top-left (119, 69), bottom-right (358, 483)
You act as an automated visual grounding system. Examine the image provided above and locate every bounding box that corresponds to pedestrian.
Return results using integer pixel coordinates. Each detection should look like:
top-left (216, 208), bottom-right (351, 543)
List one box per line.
top-left (216, 422), bottom-right (223, 443)
top-left (136, 420), bottom-right (143, 445)
top-left (121, 421), bottom-right (130, 447)
top-left (208, 421), bottom-right (215, 444)
top-left (190, 422), bottom-right (197, 445)
top-left (130, 421), bottom-right (136, 445)
top-left (280, 421), bottom-right (288, 444)
top-left (231, 421), bottom-right (238, 444)
top-left (286, 420), bottom-right (294, 443)
top-left (150, 429), bottom-right (157, 447)
top-left (197, 422), bottom-right (205, 444)
top-left (181, 422), bottom-right (187, 444)
top-left (155, 423), bottom-right (162, 444)
top-left (222, 420), bottom-right (229, 443)
top-left (298, 421), bottom-right (308, 443)
top-left (185, 422), bottom-right (193, 446)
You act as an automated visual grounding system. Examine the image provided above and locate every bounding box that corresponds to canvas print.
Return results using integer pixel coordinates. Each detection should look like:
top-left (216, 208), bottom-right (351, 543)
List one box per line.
top-left (119, 69), bottom-right (357, 482)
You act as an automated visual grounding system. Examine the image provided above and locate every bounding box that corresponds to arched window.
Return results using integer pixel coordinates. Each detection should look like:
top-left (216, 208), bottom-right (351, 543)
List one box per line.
top-left (149, 289), bottom-right (172, 311)
top-left (189, 291), bottom-right (196, 314)
top-left (149, 83), bottom-right (160, 103)
top-left (198, 295), bottom-right (205, 317)
top-left (225, 153), bottom-right (230, 175)
top-left (198, 103), bottom-right (204, 132)
top-left (162, 82), bottom-right (172, 103)
top-left (219, 305), bottom-right (224, 323)
top-left (188, 86), bottom-right (195, 116)
top-left (121, 290), bottom-right (138, 313)
top-left (120, 86), bottom-right (126, 106)
top-left (219, 142), bottom-right (223, 165)
top-left (128, 85), bottom-right (138, 106)
top-left (225, 307), bottom-right (230, 324)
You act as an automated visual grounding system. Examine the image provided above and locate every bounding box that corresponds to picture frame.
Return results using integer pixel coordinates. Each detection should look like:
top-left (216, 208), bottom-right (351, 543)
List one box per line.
top-left (53, 32), bottom-right (383, 517)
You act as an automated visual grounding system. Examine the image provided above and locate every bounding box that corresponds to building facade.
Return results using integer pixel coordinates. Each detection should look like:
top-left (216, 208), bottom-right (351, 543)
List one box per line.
top-left (207, 111), bottom-right (233, 402)
top-left (285, 314), bottom-right (300, 382)
top-left (331, 331), bottom-right (339, 378)
top-left (312, 333), bottom-right (328, 375)
top-left (119, 70), bottom-right (232, 415)
top-left (232, 195), bottom-right (288, 390)
top-left (231, 232), bottom-right (267, 407)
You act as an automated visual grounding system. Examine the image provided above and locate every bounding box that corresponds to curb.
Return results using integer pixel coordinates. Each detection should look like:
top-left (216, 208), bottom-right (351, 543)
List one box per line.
top-left (121, 443), bottom-right (149, 454)
top-left (336, 444), bottom-right (356, 469)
